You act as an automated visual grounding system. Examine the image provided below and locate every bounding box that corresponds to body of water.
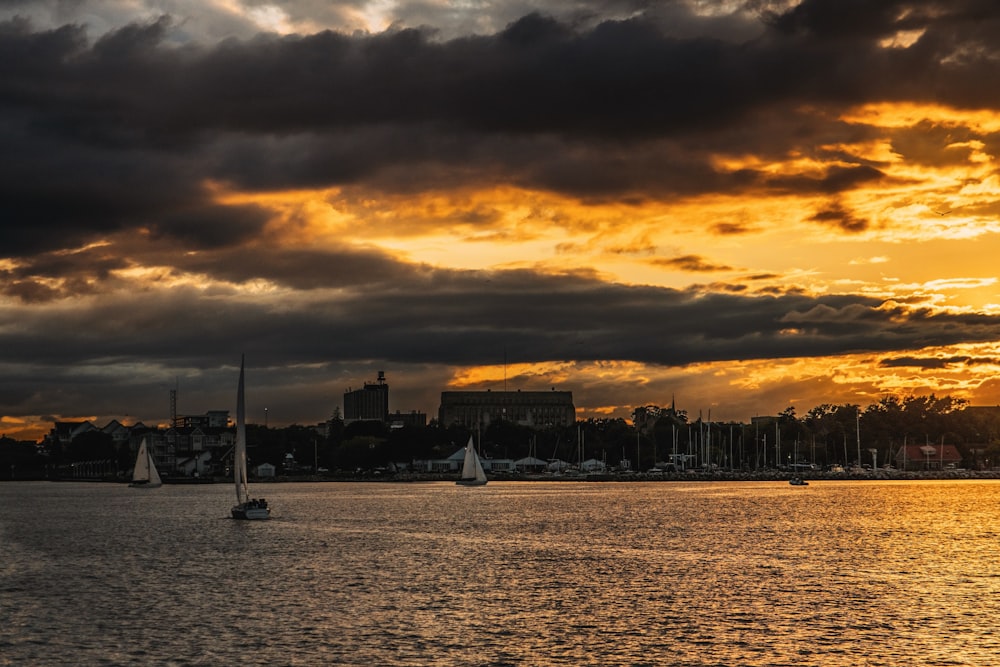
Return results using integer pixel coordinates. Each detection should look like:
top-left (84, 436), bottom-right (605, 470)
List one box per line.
top-left (1, 479), bottom-right (998, 666)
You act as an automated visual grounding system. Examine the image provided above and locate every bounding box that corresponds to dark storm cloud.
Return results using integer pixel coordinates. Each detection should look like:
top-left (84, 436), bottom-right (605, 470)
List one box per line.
top-left (8, 1), bottom-right (1000, 429)
top-left (0, 246), bottom-right (129, 302)
top-left (765, 165), bottom-right (887, 195)
top-left (767, 0), bottom-right (912, 37)
top-left (177, 245), bottom-right (430, 290)
top-left (4, 2), bottom-right (1000, 256)
top-left (0, 239), bottom-right (424, 301)
top-left (148, 203), bottom-right (274, 247)
top-left (5, 264), bottom-right (1000, 372)
top-left (880, 355), bottom-right (1000, 369)
top-left (7, 251), bottom-right (1000, 424)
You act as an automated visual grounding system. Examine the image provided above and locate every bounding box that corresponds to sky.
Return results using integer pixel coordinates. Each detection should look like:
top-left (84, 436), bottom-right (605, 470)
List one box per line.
top-left (6, 0), bottom-right (1000, 441)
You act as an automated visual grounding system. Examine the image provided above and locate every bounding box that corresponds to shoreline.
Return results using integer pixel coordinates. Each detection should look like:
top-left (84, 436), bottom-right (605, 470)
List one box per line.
top-left (14, 469), bottom-right (1000, 484)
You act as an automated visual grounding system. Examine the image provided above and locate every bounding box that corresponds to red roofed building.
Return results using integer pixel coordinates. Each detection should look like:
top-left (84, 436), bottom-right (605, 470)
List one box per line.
top-left (894, 443), bottom-right (963, 471)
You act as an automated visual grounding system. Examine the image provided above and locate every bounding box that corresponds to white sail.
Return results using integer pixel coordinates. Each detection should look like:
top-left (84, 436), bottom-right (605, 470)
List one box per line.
top-left (457, 436), bottom-right (488, 486)
top-left (460, 436), bottom-right (477, 479)
top-left (130, 437), bottom-right (162, 488)
top-left (235, 355), bottom-right (248, 505)
top-left (472, 447), bottom-right (487, 483)
top-left (146, 445), bottom-right (162, 487)
top-left (132, 439), bottom-right (149, 482)
top-left (231, 355), bottom-right (269, 519)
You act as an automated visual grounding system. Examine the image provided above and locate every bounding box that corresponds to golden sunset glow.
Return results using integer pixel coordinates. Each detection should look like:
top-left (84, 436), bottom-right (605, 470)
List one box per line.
top-left (6, 1), bottom-right (1000, 442)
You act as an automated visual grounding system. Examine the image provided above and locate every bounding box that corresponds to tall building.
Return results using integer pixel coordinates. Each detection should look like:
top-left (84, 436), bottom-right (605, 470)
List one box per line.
top-left (438, 389), bottom-right (575, 429)
top-left (177, 410), bottom-right (230, 429)
top-left (344, 371), bottom-right (390, 423)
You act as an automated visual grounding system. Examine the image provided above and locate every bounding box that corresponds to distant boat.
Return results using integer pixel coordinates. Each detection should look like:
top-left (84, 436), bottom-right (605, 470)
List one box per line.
top-left (129, 438), bottom-right (162, 488)
top-left (231, 356), bottom-right (270, 520)
top-left (457, 436), bottom-right (488, 486)
top-left (789, 437), bottom-right (809, 486)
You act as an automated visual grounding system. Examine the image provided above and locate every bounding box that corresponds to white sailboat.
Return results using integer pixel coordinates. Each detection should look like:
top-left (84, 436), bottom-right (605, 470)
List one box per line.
top-left (231, 356), bottom-right (270, 520)
top-left (129, 437), bottom-right (162, 488)
top-left (457, 435), bottom-right (488, 486)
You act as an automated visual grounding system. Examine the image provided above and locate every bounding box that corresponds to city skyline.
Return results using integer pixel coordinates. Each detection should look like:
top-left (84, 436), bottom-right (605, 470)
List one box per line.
top-left (7, 1), bottom-right (1000, 441)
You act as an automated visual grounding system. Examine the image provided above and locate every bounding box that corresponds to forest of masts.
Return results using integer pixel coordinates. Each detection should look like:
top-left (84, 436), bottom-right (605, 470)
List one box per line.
top-left (624, 394), bottom-right (997, 471)
top-left (333, 393), bottom-right (1000, 472)
top-left (5, 393), bottom-right (999, 475)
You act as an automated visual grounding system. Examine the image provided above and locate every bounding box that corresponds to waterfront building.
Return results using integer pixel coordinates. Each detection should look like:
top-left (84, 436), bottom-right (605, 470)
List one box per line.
top-left (128, 424), bottom-right (234, 476)
top-left (514, 456), bottom-right (548, 472)
top-left (343, 372), bottom-right (427, 428)
top-left (101, 419), bottom-right (132, 447)
top-left (175, 410), bottom-right (230, 429)
top-left (415, 446), bottom-right (515, 474)
top-left (388, 410), bottom-right (427, 429)
top-left (176, 451), bottom-right (213, 477)
top-left (344, 372), bottom-right (390, 423)
top-left (438, 389), bottom-right (576, 429)
top-left (45, 421), bottom-right (97, 448)
top-left (894, 443), bottom-right (963, 471)
top-left (254, 462), bottom-right (276, 478)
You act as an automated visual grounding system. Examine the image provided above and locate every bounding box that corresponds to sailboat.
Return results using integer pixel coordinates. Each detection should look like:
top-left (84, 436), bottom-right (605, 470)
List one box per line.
top-left (456, 435), bottom-right (488, 486)
top-left (789, 437), bottom-right (808, 486)
top-left (129, 437), bottom-right (162, 488)
top-left (231, 356), bottom-right (270, 520)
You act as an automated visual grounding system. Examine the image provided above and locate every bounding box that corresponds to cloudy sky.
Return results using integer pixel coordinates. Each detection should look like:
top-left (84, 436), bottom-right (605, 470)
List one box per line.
top-left (6, 0), bottom-right (1000, 440)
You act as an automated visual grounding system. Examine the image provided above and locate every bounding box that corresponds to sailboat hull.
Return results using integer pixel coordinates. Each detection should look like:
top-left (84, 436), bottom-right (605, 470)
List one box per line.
top-left (129, 480), bottom-right (162, 489)
top-left (456, 478), bottom-right (487, 487)
top-left (231, 504), bottom-right (270, 520)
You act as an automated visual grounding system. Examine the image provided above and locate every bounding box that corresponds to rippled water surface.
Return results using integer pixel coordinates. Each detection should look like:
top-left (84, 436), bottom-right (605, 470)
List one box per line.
top-left (2, 480), bottom-right (999, 666)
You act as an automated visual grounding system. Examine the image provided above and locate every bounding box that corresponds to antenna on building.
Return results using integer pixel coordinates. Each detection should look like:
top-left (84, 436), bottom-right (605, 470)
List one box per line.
top-left (503, 348), bottom-right (507, 423)
top-left (169, 378), bottom-right (179, 427)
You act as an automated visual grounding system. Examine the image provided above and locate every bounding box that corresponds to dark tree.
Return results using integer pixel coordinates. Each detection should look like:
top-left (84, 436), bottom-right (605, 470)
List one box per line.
top-left (68, 431), bottom-right (116, 462)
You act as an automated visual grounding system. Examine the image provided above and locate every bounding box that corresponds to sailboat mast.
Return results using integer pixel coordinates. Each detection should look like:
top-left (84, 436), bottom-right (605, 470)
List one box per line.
top-left (236, 355), bottom-right (247, 503)
top-left (856, 409), bottom-right (862, 470)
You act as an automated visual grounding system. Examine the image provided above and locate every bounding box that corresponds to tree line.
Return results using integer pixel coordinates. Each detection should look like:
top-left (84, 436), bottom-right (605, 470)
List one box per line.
top-left (3, 393), bottom-right (999, 479)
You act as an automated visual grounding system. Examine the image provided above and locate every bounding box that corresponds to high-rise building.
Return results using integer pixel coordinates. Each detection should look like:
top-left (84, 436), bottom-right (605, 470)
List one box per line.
top-left (344, 371), bottom-right (390, 423)
top-left (438, 389), bottom-right (575, 429)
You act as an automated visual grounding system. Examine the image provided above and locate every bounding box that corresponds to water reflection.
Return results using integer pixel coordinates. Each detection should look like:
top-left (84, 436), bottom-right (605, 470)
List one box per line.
top-left (1, 480), bottom-right (999, 665)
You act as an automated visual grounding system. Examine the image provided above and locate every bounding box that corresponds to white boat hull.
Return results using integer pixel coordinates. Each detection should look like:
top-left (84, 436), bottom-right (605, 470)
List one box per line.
top-left (232, 503), bottom-right (270, 520)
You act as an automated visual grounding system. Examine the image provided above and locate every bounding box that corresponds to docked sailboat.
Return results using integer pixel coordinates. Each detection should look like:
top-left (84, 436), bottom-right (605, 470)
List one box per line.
top-left (231, 356), bottom-right (270, 520)
top-left (129, 437), bottom-right (162, 488)
top-left (456, 436), bottom-right (488, 486)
